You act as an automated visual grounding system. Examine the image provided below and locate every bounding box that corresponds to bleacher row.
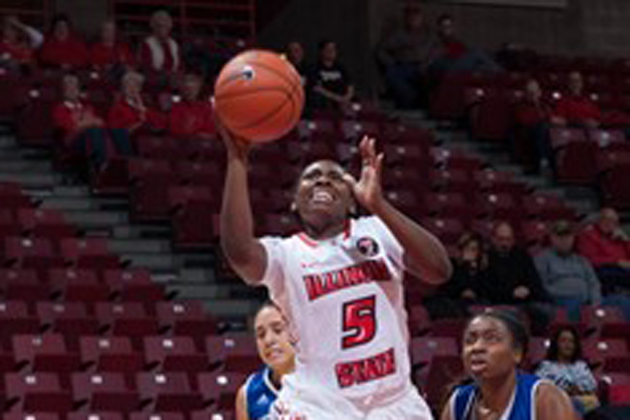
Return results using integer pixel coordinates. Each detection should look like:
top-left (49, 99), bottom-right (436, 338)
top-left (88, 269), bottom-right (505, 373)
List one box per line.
top-left (428, 57), bottom-right (630, 208)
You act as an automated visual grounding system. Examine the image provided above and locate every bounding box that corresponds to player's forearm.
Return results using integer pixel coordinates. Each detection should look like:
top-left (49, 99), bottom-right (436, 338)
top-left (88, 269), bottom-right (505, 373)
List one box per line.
top-left (373, 199), bottom-right (452, 285)
top-left (220, 157), bottom-right (258, 266)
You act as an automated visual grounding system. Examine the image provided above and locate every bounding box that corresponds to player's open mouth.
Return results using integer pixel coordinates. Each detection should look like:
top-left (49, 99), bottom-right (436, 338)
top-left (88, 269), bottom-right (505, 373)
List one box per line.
top-left (469, 358), bottom-right (488, 372)
top-left (310, 188), bottom-right (335, 204)
top-left (266, 348), bottom-right (283, 360)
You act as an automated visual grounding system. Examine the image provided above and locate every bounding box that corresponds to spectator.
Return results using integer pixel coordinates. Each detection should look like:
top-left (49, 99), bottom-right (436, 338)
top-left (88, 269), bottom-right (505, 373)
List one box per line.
top-left (513, 78), bottom-right (554, 173)
top-left (308, 39), bottom-right (354, 111)
top-left (168, 73), bottom-right (214, 140)
top-left (286, 40), bottom-right (307, 85)
top-left (89, 20), bottom-right (135, 73)
top-left (553, 71), bottom-right (601, 129)
top-left (487, 221), bottom-right (548, 304)
top-left (487, 221), bottom-right (550, 335)
top-left (39, 14), bottom-right (89, 70)
top-left (535, 327), bottom-right (600, 415)
top-left (138, 10), bottom-right (180, 87)
top-left (377, 5), bottom-right (437, 109)
top-left (535, 220), bottom-right (601, 320)
top-left (53, 74), bottom-right (131, 170)
top-left (425, 232), bottom-right (493, 319)
top-left (577, 208), bottom-right (630, 293)
top-left (0, 15), bottom-right (43, 68)
top-left (107, 70), bottom-right (166, 135)
top-left (429, 14), bottom-right (501, 77)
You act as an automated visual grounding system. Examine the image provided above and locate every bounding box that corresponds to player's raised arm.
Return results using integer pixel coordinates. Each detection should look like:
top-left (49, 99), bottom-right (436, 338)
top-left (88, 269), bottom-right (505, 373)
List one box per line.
top-left (218, 118), bottom-right (267, 284)
top-left (344, 136), bottom-right (452, 285)
top-left (535, 382), bottom-right (578, 420)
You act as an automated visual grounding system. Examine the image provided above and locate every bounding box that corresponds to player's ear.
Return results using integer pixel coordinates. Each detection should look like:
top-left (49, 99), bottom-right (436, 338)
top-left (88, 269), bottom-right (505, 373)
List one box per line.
top-left (513, 348), bottom-right (524, 365)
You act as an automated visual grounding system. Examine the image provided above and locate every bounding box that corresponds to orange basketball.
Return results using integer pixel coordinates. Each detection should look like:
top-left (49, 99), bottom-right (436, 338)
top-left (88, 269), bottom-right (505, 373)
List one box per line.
top-left (213, 49), bottom-right (305, 143)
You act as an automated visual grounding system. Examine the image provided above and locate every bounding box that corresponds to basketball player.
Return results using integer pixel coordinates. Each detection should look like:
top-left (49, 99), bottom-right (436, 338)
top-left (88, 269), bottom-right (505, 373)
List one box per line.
top-left (441, 310), bottom-right (577, 420)
top-left (236, 303), bottom-right (296, 420)
top-left (219, 117), bottom-right (452, 419)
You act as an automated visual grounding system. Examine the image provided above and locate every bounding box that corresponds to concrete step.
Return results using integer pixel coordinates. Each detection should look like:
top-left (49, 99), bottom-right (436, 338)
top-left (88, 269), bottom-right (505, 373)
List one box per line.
top-left (108, 238), bottom-right (171, 254)
top-left (112, 224), bottom-right (172, 240)
top-left (0, 172), bottom-right (61, 187)
top-left (0, 160), bottom-right (53, 172)
top-left (198, 298), bottom-right (263, 318)
top-left (167, 284), bottom-right (229, 300)
top-left (39, 196), bottom-right (129, 212)
top-left (64, 210), bottom-right (128, 228)
top-left (178, 268), bottom-right (217, 284)
top-left (120, 252), bottom-right (178, 271)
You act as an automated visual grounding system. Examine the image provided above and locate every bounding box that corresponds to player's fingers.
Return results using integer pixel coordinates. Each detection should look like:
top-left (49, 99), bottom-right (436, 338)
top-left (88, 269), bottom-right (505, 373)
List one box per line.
top-left (375, 152), bottom-right (384, 182)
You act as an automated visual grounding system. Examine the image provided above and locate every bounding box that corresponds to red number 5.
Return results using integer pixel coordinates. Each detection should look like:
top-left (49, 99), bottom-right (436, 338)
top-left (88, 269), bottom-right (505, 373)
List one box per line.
top-left (341, 296), bottom-right (376, 349)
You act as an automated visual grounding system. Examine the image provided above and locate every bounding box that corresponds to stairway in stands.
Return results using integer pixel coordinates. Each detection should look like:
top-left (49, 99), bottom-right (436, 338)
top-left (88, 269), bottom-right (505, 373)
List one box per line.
top-left (0, 125), bottom-right (261, 327)
top-left (394, 108), bottom-right (604, 222)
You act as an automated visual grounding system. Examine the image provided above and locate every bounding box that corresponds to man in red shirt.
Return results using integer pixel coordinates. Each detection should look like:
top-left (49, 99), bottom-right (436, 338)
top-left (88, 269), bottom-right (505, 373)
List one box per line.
top-left (553, 71), bottom-right (601, 128)
top-left (39, 14), bottom-right (88, 70)
top-left (107, 70), bottom-right (166, 135)
top-left (138, 10), bottom-right (180, 87)
top-left (577, 208), bottom-right (630, 293)
top-left (89, 20), bottom-right (135, 72)
top-left (168, 73), bottom-right (215, 140)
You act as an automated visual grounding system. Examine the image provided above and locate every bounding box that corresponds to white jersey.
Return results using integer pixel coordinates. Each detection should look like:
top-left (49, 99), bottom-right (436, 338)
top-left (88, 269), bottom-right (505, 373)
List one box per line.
top-left (259, 216), bottom-right (412, 404)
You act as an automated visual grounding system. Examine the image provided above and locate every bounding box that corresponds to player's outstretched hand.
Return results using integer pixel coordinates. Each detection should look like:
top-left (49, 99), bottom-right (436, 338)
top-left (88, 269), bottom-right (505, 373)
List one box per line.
top-left (213, 105), bottom-right (251, 161)
top-left (343, 136), bottom-right (385, 214)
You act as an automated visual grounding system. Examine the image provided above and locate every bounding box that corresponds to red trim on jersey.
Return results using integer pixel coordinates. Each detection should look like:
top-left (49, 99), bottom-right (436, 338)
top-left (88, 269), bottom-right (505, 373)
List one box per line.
top-left (297, 219), bottom-right (353, 248)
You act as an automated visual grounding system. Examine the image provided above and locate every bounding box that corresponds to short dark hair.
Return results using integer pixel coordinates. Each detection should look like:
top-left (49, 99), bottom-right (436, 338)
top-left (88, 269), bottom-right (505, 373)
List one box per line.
top-left (546, 326), bottom-right (582, 363)
top-left (467, 309), bottom-right (529, 355)
top-left (318, 39), bottom-right (335, 52)
top-left (50, 13), bottom-right (72, 32)
top-left (438, 13), bottom-right (453, 25)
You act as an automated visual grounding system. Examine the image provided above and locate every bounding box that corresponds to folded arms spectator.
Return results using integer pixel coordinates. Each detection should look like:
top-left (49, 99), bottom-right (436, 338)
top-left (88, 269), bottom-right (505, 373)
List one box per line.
top-left (53, 74), bottom-right (132, 170)
top-left (168, 73), bottom-right (215, 140)
top-left (108, 70), bottom-right (167, 135)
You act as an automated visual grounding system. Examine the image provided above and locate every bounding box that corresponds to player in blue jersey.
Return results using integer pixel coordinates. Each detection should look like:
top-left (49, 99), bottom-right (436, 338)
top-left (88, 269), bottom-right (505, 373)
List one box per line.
top-left (236, 303), bottom-right (296, 420)
top-left (441, 310), bottom-right (577, 420)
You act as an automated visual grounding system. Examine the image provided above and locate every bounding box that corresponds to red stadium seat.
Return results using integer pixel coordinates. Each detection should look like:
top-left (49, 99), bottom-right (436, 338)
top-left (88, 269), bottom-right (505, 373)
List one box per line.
top-left (136, 372), bottom-right (203, 411)
top-left (79, 336), bottom-right (144, 373)
top-left (71, 372), bottom-right (140, 412)
top-left (5, 372), bottom-right (73, 413)
top-left (129, 413), bottom-right (185, 420)
top-left (4, 414), bottom-right (60, 420)
top-left (196, 372), bottom-right (247, 409)
top-left (36, 302), bottom-right (98, 348)
top-left (95, 303), bottom-right (159, 339)
top-left (68, 413), bottom-right (125, 420)
top-left (410, 337), bottom-right (459, 367)
top-left (155, 301), bottom-right (217, 346)
top-left (17, 208), bottom-right (77, 239)
top-left (600, 163), bottom-right (630, 209)
top-left (205, 335), bottom-right (258, 373)
top-left (12, 334), bottom-right (81, 373)
top-left (60, 238), bottom-right (120, 270)
top-left (143, 336), bottom-right (209, 372)
top-left (0, 301), bottom-right (41, 350)
top-left (14, 86), bottom-right (57, 147)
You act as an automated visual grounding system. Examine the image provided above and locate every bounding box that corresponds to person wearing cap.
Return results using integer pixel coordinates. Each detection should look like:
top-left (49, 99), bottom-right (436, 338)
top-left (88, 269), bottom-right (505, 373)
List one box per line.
top-left (535, 220), bottom-right (605, 322)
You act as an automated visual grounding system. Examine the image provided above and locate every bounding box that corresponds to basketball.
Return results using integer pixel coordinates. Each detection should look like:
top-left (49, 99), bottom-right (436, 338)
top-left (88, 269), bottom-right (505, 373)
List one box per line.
top-left (213, 49), bottom-right (305, 143)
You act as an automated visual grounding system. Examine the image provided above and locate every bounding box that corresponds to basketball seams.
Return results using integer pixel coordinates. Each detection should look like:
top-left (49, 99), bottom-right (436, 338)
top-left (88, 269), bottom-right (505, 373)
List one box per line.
top-left (214, 50), bottom-right (304, 142)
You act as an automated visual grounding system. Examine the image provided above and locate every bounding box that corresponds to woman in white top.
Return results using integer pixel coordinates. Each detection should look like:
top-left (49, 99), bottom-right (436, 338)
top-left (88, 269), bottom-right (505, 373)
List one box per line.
top-left (535, 326), bottom-right (599, 415)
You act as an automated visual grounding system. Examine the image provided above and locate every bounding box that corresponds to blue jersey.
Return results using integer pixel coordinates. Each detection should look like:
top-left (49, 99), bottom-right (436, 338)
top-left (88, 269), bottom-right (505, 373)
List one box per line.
top-left (246, 366), bottom-right (280, 420)
top-left (452, 373), bottom-right (542, 420)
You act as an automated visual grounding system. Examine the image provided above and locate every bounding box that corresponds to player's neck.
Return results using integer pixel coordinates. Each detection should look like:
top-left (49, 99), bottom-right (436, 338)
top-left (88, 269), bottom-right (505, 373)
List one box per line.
top-left (478, 370), bottom-right (517, 414)
top-left (302, 218), bottom-right (347, 240)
